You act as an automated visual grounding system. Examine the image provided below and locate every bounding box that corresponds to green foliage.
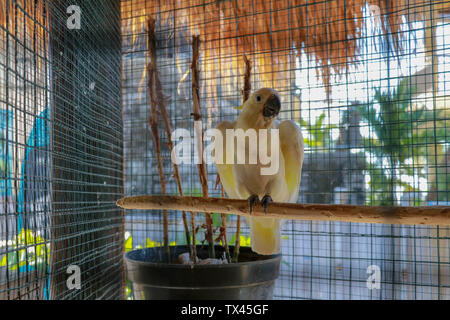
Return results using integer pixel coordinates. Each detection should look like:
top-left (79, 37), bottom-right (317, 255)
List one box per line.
top-left (358, 84), bottom-right (427, 163)
top-left (229, 234), bottom-right (251, 247)
top-left (357, 81), bottom-right (446, 205)
top-left (358, 83), bottom-right (415, 205)
top-left (124, 233), bottom-right (133, 252)
top-left (124, 232), bottom-right (177, 253)
top-left (300, 113), bottom-right (336, 148)
top-left (125, 280), bottom-right (133, 300)
top-left (185, 187), bottom-right (203, 197)
top-left (0, 229), bottom-right (49, 271)
top-left (281, 259), bottom-right (291, 268)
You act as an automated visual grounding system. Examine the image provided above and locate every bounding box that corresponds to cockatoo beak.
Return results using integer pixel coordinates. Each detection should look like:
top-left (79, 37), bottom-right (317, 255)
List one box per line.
top-left (262, 94), bottom-right (281, 118)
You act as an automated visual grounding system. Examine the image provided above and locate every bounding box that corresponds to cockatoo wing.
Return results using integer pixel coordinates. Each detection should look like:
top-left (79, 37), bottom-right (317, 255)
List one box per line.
top-left (214, 120), bottom-right (239, 199)
top-left (214, 119), bottom-right (304, 256)
top-left (277, 120), bottom-right (304, 203)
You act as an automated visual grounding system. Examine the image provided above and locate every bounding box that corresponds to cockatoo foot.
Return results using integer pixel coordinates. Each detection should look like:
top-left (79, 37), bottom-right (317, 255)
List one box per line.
top-left (247, 195), bottom-right (259, 214)
top-left (261, 195), bottom-right (273, 214)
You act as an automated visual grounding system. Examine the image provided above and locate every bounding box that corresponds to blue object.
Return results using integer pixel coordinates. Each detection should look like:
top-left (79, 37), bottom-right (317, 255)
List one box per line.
top-left (17, 108), bottom-right (50, 229)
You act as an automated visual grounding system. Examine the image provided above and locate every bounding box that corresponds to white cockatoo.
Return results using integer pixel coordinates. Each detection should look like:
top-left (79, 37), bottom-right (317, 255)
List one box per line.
top-left (213, 88), bottom-right (304, 255)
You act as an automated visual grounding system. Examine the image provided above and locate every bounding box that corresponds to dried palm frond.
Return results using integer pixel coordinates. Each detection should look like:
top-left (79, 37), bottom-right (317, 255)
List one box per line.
top-left (123, 0), bottom-right (435, 100)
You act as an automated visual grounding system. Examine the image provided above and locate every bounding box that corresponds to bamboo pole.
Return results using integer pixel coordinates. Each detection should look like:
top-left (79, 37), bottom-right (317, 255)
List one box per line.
top-left (117, 195), bottom-right (450, 227)
top-left (147, 18), bottom-right (170, 261)
top-left (191, 35), bottom-right (215, 258)
top-left (216, 176), bottom-right (231, 263)
top-left (232, 54), bottom-right (252, 262)
top-left (146, 18), bottom-right (193, 260)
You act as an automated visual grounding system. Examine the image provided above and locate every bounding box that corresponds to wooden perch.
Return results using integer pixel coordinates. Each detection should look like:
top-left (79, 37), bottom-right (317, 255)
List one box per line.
top-left (116, 195), bottom-right (450, 226)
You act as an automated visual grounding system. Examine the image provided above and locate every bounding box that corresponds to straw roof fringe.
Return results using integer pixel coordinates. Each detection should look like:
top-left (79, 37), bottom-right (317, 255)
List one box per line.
top-left (0, 0), bottom-right (48, 77)
top-left (1, 1), bottom-right (442, 99)
top-left (121, 0), bottom-right (436, 100)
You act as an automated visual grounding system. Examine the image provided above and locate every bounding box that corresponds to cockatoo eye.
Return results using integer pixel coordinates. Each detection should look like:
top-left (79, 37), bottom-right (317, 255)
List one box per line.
top-left (256, 95), bottom-right (262, 102)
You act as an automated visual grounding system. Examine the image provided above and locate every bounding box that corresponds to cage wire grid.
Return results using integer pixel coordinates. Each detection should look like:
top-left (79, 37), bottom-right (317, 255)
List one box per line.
top-left (0, 0), bottom-right (123, 299)
top-left (122, 0), bottom-right (449, 300)
top-left (0, 0), bottom-right (448, 301)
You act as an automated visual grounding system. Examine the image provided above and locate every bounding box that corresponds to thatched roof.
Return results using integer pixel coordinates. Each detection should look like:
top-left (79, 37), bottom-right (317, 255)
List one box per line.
top-left (0, 0), bottom-right (47, 47)
top-left (2, 0), bottom-right (449, 100)
top-left (121, 0), bottom-right (449, 100)
top-left (0, 0), bottom-right (47, 77)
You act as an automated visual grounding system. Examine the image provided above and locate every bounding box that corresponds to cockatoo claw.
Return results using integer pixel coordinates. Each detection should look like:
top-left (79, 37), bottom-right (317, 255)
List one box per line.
top-left (261, 195), bottom-right (273, 214)
top-left (248, 195), bottom-right (259, 215)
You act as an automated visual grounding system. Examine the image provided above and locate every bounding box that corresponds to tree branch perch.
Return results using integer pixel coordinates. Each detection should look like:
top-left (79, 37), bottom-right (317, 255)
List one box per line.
top-left (117, 195), bottom-right (450, 226)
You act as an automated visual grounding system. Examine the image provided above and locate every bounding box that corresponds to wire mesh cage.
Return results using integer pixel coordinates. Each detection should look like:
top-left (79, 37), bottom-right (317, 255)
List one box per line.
top-left (0, 0), bottom-right (123, 299)
top-left (0, 0), bottom-right (448, 300)
top-left (121, 0), bottom-right (449, 300)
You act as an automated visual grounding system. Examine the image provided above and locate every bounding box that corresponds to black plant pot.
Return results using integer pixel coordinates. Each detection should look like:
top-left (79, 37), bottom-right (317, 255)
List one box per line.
top-left (125, 245), bottom-right (281, 300)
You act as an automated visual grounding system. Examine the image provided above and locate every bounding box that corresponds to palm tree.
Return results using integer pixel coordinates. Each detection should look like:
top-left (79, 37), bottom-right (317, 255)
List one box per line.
top-left (299, 113), bottom-right (336, 149)
top-left (357, 81), bottom-right (438, 205)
